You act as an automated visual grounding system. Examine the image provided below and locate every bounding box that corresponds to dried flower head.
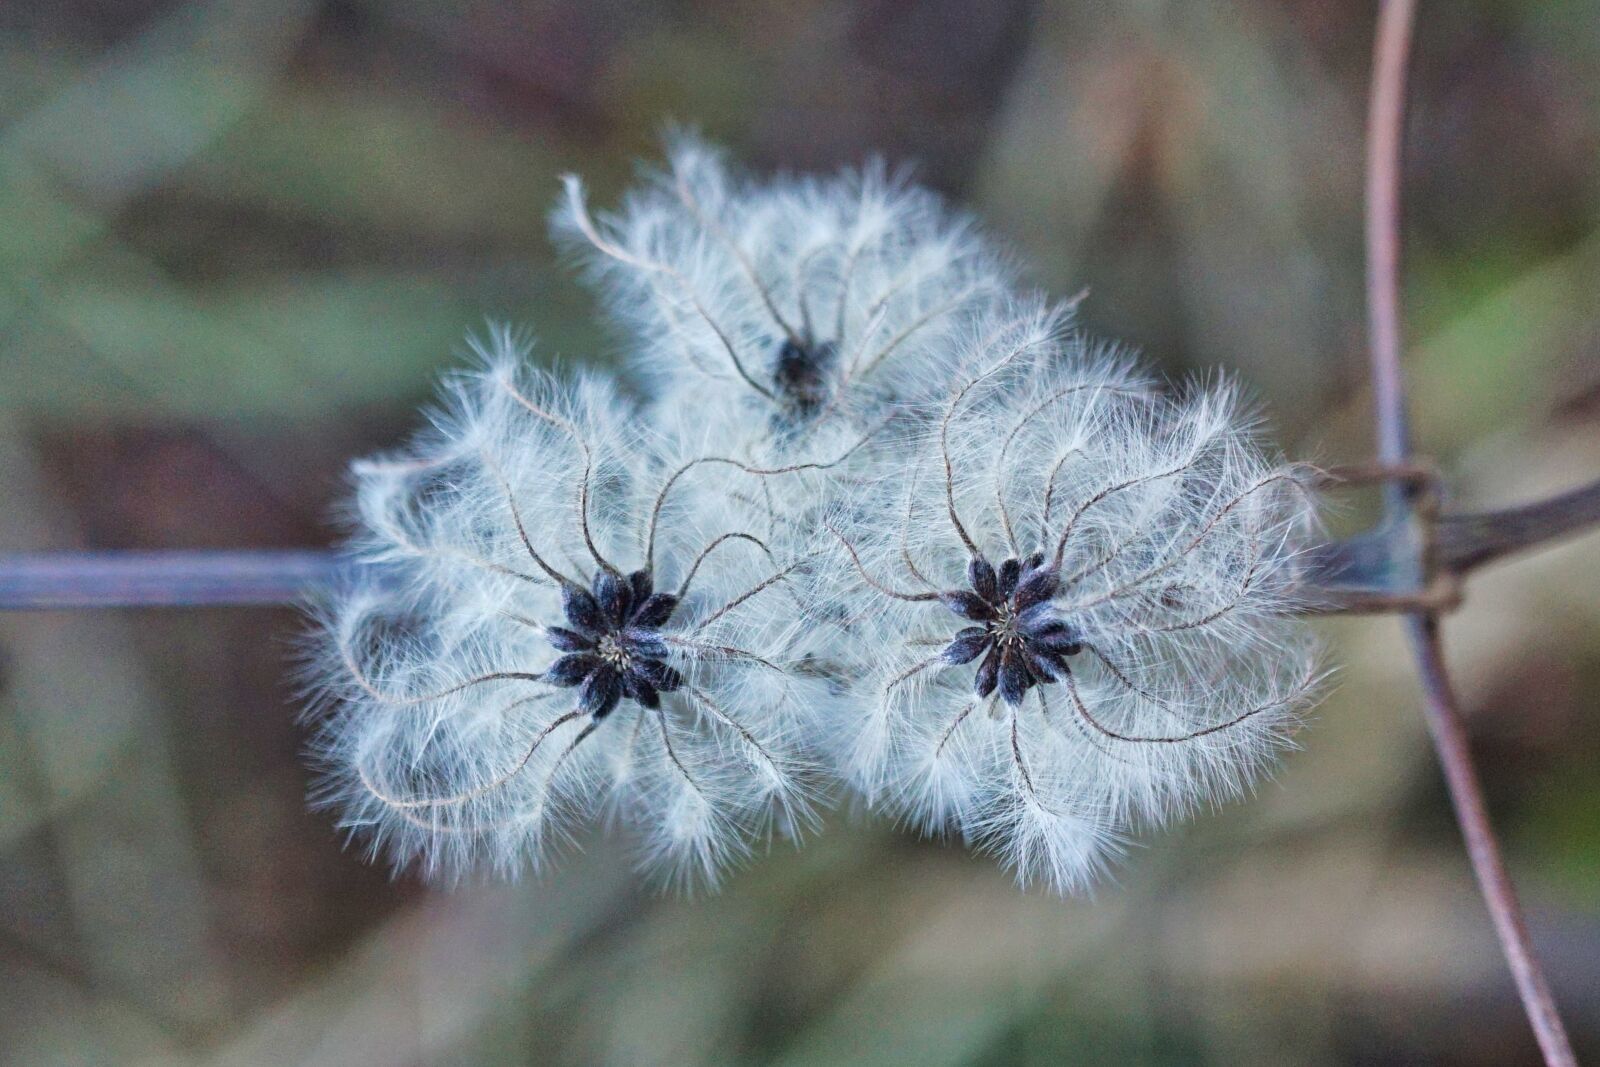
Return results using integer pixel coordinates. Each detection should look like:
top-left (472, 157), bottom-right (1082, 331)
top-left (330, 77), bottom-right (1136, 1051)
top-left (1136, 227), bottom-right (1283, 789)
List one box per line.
top-left (554, 136), bottom-right (1024, 664)
top-left (554, 136), bottom-right (1013, 459)
top-left (824, 318), bottom-right (1321, 893)
top-left (304, 141), bottom-right (1328, 899)
top-left (304, 329), bottom-right (828, 888)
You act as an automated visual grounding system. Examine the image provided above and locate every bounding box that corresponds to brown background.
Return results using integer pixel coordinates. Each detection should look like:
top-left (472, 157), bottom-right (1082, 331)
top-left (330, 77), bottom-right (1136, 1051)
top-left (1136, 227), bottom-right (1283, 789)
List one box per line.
top-left (2, 1), bottom-right (1599, 1063)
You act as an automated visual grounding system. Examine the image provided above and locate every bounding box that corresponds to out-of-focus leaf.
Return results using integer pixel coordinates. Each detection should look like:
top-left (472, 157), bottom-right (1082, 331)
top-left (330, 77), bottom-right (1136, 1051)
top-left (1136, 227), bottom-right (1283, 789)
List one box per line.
top-left (1520, 765), bottom-right (1600, 908)
top-left (0, 0), bottom-right (315, 277)
top-left (7, 263), bottom-right (598, 419)
top-left (179, 84), bottom-right (566, 243)
top-left (1409, 231), bottom-right (1600, 451)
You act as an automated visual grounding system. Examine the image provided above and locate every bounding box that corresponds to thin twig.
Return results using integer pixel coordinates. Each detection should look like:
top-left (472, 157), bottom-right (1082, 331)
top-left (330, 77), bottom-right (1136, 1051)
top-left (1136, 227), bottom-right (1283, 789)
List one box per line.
top-left (0, 550), bottom-right (350, 609)
top-left (1364, 2), bottom-right (1576, 1062)
top-left (1367, 0), bottom-right (1417, 490)
top-left (1, 480), bottom-right (1597, 611)
top-left (1435, 476), bottom-right (1600, 573)
top-left (1406, 616), bottom-right (1577, 1063)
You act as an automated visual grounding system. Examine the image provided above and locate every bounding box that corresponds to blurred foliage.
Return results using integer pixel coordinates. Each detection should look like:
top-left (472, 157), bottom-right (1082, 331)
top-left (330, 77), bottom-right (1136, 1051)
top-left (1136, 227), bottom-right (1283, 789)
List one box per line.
top-left (1, 1), bottom-right (1598, 1064)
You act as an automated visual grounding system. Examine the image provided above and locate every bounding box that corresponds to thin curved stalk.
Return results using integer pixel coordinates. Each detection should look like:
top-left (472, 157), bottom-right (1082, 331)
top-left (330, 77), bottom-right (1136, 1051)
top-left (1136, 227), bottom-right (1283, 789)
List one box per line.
top-left (1365, 2), bottom-right (1575, 1062)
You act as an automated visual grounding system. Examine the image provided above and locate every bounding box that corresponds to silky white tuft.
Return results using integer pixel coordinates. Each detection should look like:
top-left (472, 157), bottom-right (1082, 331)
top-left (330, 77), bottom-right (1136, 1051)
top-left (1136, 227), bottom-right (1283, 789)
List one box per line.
top-left (303, 328), bottom-right (828, 888)
top-left (820, 318), bottom-right (1322, 894)
top-left (552, 136), bottom-right (1029, 664)
top-left (553, 135), bottom-right (1016, 461)
top-left (305, 142), bottom-right (1327, 897)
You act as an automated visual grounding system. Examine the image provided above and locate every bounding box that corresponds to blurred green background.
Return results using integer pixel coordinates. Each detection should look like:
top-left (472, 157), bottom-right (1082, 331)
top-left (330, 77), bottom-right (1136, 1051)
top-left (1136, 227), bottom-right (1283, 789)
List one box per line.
top-left (2, 1), bottom-right (1599, 1064)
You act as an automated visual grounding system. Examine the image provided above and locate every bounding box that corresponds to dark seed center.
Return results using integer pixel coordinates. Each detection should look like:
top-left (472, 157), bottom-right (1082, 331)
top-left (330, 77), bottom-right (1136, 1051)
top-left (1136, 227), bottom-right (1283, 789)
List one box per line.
top-left (772, 335), bottom-right (839, 420)
top-left (942, 551), bottom-right (1082, 706)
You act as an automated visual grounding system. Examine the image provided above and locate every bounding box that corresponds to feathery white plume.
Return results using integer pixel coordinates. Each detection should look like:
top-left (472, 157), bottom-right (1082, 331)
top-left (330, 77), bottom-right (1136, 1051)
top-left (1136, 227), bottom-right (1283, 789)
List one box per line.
top-left (822, 315), bottom-right (1321, 893)
top-left (553, 138), bottom-right (1032, 668)
top-left (554, 135), bottom-right (1015, 458)
top-left (304, 328), bottom-right (826, 888)
top-left (305, 142), bottom-right (1326, 898)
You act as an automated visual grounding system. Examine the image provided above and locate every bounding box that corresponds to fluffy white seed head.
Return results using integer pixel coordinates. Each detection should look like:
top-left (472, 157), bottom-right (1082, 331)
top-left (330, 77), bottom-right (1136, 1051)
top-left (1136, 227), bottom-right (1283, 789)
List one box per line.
top-left (304, 328), bottom-right (829, 889)
top-left (821, 322), bottom-right (1322, 893)
top-left (304, 141), bottom-right (1329, 899)
top-left (553, 136), bottom-right (1034, 665)
top-left (553, 135), bottom-right (1016, 465)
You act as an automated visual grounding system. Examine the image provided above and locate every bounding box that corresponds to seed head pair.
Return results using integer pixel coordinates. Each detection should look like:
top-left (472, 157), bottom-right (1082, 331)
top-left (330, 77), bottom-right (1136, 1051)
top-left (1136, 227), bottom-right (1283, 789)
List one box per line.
top-left (305, 139), bottom-right (1321, 892)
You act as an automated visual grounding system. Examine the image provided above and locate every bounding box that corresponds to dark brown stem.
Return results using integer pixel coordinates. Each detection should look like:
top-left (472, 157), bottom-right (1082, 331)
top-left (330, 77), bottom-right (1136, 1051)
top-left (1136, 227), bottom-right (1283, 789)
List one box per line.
top-left (1364, 2), bottom-right (1576, 1062)
top-left (1436, 477), bottom-right (1600, 573)
top-left (1405, 617), bottom-right (1577, 1065)
top-left (1291, 476), bottom-right (1600, 614)
top-left (1368, 0), bottom-right (1417, 483)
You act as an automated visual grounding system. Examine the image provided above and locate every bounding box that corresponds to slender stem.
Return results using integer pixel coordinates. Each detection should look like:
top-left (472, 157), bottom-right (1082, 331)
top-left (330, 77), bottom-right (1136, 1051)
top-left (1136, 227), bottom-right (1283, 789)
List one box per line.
top-left (0, 550), bottom-right (348, 609)
top-left (1406, 617), bottom-right (1576, 1065)
top-left (1365, 3), bottom-right (1576, 1062)
top-left (1367, 0), bottom-right (1417, 480)
top-left (4, 495), bottom-right (1597, 612)
top-left (1436, 476), bottom-right (1600, 573)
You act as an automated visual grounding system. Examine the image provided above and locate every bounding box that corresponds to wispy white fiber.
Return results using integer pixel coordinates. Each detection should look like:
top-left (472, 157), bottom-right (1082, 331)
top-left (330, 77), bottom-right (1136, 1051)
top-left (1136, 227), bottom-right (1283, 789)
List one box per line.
top-left (821, 318), bottom-right (1322, 893)
top-left (553, 136), bottom-right (1033, 659)
top-left (306, 141), bottom-right (1325, 896)
top-left (304, 328), bottom-right (827, 888)
top-left (554, 135), bottom-right (1016, 463)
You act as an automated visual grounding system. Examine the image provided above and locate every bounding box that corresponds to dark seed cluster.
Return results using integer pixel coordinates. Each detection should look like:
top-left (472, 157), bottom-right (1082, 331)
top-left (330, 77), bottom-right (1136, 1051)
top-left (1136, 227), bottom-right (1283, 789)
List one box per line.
top-left (546, 570), bottom-right (684, 719)
top-left (772, 335), bottom-right (839, 420)
top-left (939, 553), bottom-right (1084, 706)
